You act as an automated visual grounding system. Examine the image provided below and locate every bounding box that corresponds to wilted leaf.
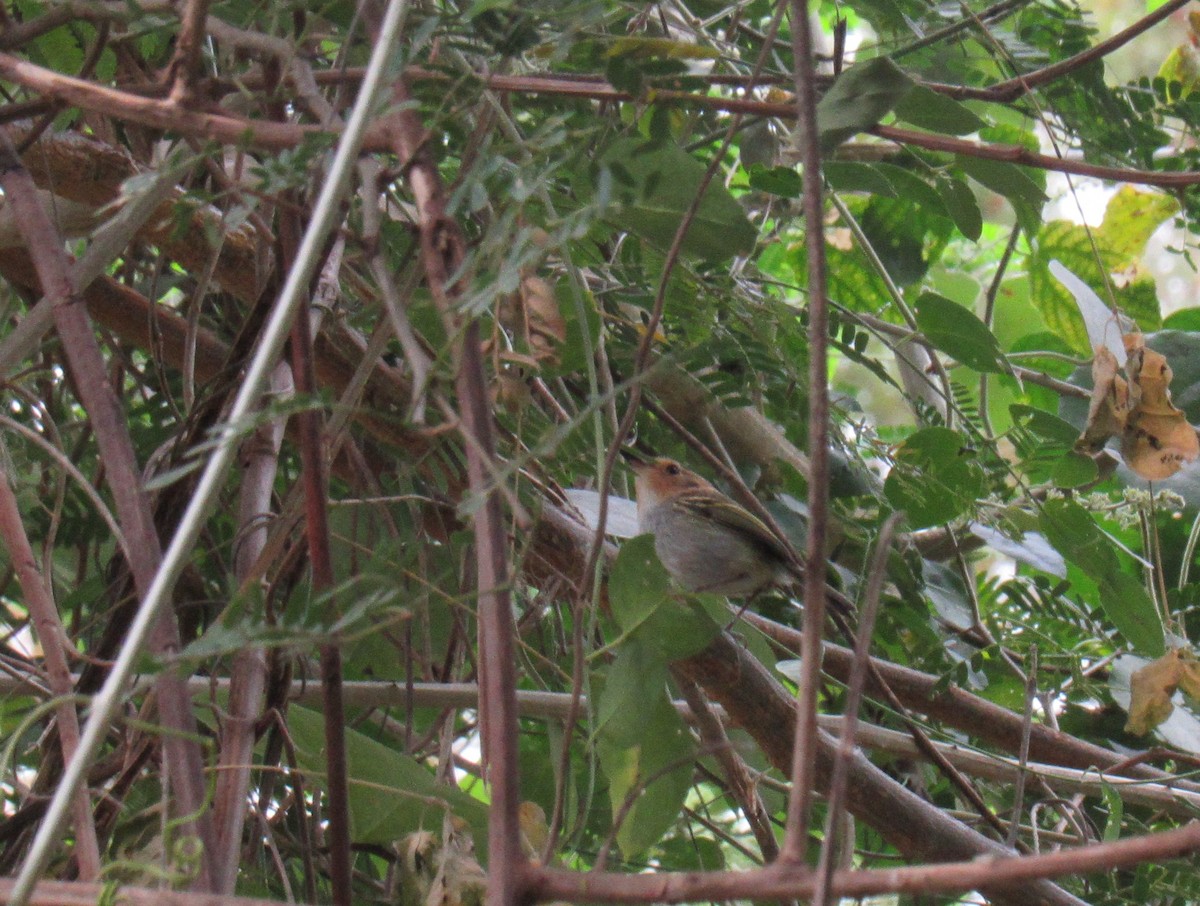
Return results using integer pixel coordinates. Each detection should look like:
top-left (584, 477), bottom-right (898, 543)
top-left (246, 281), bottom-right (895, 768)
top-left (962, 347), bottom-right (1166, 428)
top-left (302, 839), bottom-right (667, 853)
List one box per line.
top-left (1122, 338), bottom-right (1200, 479)
top-left (1126, 649), bottom-right (1188, 734)
top-left (1050, 259), bottom-right (1129, 365)
top-left (1072, 333), bottom-right (1199, 481)
top-left (518, 802), bottom-right (549, 860)
top-left (521, 274), bottom-right (566, 364)
top-left (968, 522), bottom-right (1067, 577)
top-left (1075, 345), bottom-right (1129, 454)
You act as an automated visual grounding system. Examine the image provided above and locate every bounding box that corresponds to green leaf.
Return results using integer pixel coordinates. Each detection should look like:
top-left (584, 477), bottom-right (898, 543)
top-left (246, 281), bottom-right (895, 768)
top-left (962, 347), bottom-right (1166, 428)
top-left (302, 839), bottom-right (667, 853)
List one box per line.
top-left (1100, 780), bottom-right (1124, 842)
top-left (1156, 43), bottom-right (1200, 100)
top-left (923, 560), bottom-right (973, 629)
top-left (1010, 405), bottom-right (1082, 445)
top-left (610, 534), bottom-right (674, 633)
top-left (1028, 216), bottom-right (1166, 353)
top-left (936, 176), bottom-right (982, 242)
top-left (1051, 451), bottom-right (1099, 488)
top-left (747, 164), bottom-right (802, 198)
top-left (605, 36), bottom-right (721, 61)
top-left (872, 164), bottom-right (949, 219)
top-left (288, 706), bottom-right (489, 853)
top-left (816, 57), bottom-right (914, 150)
top-left (860, 197), bottom-right (953, 286)
top-left (894, 85), bottom-right (986, 135)
top-left (1100, 572), bottom-right (1167, 658)
top-left (955, 156), bottom-right (1047, 207)
top-left (610, 535), bottom-right (722, 660)
top-left (1010, 405), bottom-right (1097, 487)
top-left (1038, 500), bottom-right (1165, 656)
top-left (598, 138), bottom-right (757, 261)
top-left (1164, 308), bottom-right (1200, 331)
top-left (596, 639), bottom-right (669, 744)
top-left (824, 161), bottom-right (896, 196)
top-left (884, 427), bottom-right (986, 528)
top-left (597, 656), bottom-right (695, 859)
top-left (915, 291), bottom-right (1008, 373)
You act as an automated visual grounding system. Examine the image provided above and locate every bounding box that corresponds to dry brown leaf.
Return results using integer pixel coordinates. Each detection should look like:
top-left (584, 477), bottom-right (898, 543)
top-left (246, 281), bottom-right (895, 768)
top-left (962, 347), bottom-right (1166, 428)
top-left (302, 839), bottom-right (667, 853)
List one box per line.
top-left (521, 274), bottom-right (566, 366)
top-left (1126, 648), bottom-right (1185, 735)
top-left (492, 369), bottom-right (532, 414)
top-left (494, 272), bottom-right (565, 370)
top-left (1074, 335), bottom-right (1199, 480)
top-left (1178, 650), bottom-right (1200, 699)
top-left (1121, 339), bottom-right (1200, 480)
top-left (1075, 344), bottom-right (1128, 454)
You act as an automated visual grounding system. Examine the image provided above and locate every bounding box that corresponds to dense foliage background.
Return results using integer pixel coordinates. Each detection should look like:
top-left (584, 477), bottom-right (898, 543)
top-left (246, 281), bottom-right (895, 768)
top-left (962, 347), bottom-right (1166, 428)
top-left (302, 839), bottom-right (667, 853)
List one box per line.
top-left (1, 0), bottom-right (1200, 904)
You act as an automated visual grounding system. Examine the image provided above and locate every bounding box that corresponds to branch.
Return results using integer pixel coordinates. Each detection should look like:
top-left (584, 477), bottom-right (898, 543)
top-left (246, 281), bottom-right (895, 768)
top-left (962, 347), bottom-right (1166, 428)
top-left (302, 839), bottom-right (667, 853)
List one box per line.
top-left (0, 470), bottom-right (100, 879)
top-left (782, 0), bottom-right (829, 863)
top-left (529, 821), bottom-right (1199, 902)
top-left (939, 0), bottom-right (1193, 102)
top-left (0, 128), bottom-right (218, 895)
top-left (383, 72), bottom-right (527, 906)
top-left (4, 51), bottom-right (1199, 188)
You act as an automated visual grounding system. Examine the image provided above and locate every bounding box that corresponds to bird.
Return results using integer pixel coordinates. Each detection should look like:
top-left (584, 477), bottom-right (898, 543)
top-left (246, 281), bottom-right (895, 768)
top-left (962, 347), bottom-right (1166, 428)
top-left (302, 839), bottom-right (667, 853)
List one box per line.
top-left (623, 452), bottom-right (800, 596)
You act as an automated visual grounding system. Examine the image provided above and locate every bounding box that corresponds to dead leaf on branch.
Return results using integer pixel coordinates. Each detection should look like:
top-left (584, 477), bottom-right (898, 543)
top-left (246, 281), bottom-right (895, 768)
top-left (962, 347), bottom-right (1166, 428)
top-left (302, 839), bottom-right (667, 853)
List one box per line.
top-left (1075, 335), bottom-right (1199, 480)
top-left (1076, 344), bottom-right (1128, 455)
top-left (1125, 648), bottom-right (1200, 734)
top-left (489, 269), bottom-right (566, 414)
top-left (1122, 340), bottom-right (1200, 479)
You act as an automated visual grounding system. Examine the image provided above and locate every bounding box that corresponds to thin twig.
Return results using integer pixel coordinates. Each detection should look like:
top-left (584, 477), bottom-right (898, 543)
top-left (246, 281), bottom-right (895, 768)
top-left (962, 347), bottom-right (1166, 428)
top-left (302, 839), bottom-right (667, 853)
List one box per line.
top-left (210, 363), bottom-right (290, 893)
top-left (1008, 645), bottom-right (1038, 849)
top-left (781, 0), bottom-right (830, 863)
top-left (677, 677), bottom-right (780, 863)
top-left (0, 465), bottom-right (101, 879)
top-left (385, 64), bottom-right (526, 906)
top-left (813, 512), bottom-right (902, 904)
top-left (166, 0), bottom-right (210, 103)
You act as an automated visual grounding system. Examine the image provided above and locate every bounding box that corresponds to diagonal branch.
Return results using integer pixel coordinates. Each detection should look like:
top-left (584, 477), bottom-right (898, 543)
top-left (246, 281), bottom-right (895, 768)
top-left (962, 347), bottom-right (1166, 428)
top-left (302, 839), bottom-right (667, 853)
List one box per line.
top-left (382, 72), bottom-right (527, 906)
top-left (0, 127), bottom-right (217, 894)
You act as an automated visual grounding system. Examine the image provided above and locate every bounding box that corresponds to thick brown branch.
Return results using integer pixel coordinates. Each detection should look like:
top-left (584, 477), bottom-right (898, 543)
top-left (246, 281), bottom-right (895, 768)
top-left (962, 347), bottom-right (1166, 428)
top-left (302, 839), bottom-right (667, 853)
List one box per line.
top-left (529, 821), bottom-right (1199, 903)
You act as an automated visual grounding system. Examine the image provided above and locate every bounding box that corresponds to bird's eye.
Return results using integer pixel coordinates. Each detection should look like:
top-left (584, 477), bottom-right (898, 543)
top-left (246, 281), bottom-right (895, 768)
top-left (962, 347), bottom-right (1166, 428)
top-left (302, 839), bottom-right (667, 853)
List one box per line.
top-left (665, 463), bottom-right (680, 476)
